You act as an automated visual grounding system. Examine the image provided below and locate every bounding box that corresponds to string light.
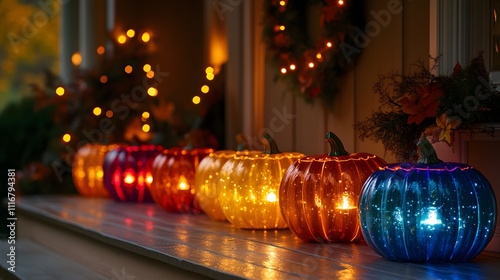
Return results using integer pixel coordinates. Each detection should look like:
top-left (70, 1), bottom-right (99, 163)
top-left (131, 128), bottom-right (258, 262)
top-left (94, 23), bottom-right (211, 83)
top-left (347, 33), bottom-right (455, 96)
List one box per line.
top-left (55, 86), bottom-right (65, 96)
top-left (205, 67), bottom-right (214, 74)
top-left (62, 133), bottom-right (71, 143)
top-left (124, 65), bottom-right (133, 73)
top-left (147, 87), bottom-right (158, 96)
top-left (117, 35), bottom-right (127, 44)
top-left (93, 107), bottom-right (102, 116)
top-left (201, 85), bottom-right (209, 94)
top-left (206, 73), bottom-right (214, 80)
top-left (100, 75), bottom-right (108, 83)
top-left (71, 52), bottom-right (82, 66)
top-left (326, 42), bottom-right (333, 48)
top-left (96, 46), bottom-right (105, 55)
top-left (126, 29), bottom-right (135, 38)
top-left (290, 64), bottom-right (296, 70)
top-left (281, 67), bottom-right (287, 74)
top-left (279, 25), bottom-right (285, 31)
top-left (279, 0), bottom-right (286, 6)
top-left (143, 64), bottom-right (151, 72)
top-left (338, 0), bottom-right (344, 5)
top-left (308, 62), bottom-right (315, 68)
top-left (142, 124), bottom-right (150, 132)
top-left (106, 110), bottom-right (113, 118)
top-left (192, 96), bottom-right (201, 104)
top-left (316, 53), bottom-right (322, 59)
top-left (141, 32), bottom-right (151, 42)
top-left (146, 71), bottom-right (155, 79)
top-left (142, 111), bottom-right (150, 120)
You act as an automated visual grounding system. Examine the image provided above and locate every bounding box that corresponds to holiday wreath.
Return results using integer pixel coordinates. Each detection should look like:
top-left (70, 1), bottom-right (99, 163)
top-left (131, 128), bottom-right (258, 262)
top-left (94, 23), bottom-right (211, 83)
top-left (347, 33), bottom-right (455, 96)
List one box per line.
top-left (262, 0), bottom-right (365, 108)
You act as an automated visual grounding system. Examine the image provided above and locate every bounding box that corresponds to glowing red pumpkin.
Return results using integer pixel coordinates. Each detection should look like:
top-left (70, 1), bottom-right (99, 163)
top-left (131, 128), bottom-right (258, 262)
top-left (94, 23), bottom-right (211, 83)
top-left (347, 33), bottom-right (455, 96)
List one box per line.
top-left (279, 132), bottom-right (387, 242)
top-left (150, 147), bottom-right (213, 213)
top-left (103, 145), bottom-right (163, 202)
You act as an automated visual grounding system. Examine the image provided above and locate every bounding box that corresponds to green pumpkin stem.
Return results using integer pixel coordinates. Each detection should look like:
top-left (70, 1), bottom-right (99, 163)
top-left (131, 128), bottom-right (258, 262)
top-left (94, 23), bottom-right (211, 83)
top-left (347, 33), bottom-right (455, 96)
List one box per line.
top-left (262, 133), bottom-right (281, 154)
top-left (417, 137), bottom-right (443, 164)
top-left (235, 133), bottom-right (250, 151)
top-left (326, 132), bottom-right (349, 156)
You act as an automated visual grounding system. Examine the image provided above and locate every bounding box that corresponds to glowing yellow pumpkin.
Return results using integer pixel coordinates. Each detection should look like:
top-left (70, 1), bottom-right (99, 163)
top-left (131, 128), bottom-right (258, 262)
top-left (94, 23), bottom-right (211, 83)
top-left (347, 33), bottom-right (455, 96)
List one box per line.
top-left (218, 134), bottom-right (304, 229)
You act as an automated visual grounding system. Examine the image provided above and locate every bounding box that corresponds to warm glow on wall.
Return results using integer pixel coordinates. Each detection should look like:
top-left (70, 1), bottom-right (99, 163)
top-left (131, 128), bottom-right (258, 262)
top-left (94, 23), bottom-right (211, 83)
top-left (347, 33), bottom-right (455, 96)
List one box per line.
top-left (143, 64), bottom-right (151, 72)
top-left (55, 86), bottom-right (65, 96)
top-left (71, 52), bottom-right (82, 66)
top-left (97, 46), bottom-right (105, 55)
top-left (117, 35), bottom-right (127, 44)
top-left (141, 32), bottom-right (151, 42)
top-left (62, 133), bottom-right (71, 142)
top-left (192, 96), bottom-right (201, 104)
top-left (127, 29), bottom-right (135, 38)
top-left (147, 87), bottom-right (158, 96)
top-left (201, 85), bottom-right (209, 94)
top-left (93, 107), bottom-right (102, 116)
top-left (124, 65), bottom-right (133, 73)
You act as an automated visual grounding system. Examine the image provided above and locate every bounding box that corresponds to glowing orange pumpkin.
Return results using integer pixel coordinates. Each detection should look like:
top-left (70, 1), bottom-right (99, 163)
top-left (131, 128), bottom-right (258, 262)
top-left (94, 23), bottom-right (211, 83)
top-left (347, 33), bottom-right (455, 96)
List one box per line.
top-left (150, 147), bottom-right (214, 213)
top-left (72, 143), bottom-right (118, 197)
top-left (218, 134), bottom-right (304, 229)
top-left (279, 132), bottom-right (387, 242)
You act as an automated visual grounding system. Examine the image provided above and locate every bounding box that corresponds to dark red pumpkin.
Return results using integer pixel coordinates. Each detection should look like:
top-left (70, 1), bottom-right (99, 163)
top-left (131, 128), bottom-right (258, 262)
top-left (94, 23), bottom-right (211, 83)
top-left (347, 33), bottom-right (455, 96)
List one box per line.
top-left (103, 145), bottom-right (164, 202)
top-left (150, 147), bottom-right (213, 213)
top-left (279, 132), bottom-right (387, 242)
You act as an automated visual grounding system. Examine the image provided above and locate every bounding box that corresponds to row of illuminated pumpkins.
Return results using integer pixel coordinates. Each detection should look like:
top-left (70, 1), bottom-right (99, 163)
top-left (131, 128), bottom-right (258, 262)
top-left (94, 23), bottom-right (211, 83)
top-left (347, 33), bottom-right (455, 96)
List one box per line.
top-left (72, 132), bottom-right (497, 263)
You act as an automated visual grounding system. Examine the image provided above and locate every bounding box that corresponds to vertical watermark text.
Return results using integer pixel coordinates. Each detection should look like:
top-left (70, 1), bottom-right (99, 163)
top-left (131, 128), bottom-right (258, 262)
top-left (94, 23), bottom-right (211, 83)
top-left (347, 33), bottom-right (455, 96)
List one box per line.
top-left (6, 169), bottom-right (17, 272)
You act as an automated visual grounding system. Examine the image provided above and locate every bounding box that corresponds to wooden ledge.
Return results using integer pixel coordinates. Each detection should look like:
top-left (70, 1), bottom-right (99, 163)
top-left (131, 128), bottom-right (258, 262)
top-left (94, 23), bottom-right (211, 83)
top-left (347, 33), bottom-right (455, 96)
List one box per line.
top-left (10, 195), bottom-right (500, 279)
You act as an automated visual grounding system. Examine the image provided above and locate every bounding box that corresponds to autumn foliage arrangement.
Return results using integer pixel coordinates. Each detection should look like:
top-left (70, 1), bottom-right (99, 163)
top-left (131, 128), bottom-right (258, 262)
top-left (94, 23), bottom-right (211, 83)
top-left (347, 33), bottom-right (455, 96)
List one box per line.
top-left (355, 53), bottom-right (500, 161)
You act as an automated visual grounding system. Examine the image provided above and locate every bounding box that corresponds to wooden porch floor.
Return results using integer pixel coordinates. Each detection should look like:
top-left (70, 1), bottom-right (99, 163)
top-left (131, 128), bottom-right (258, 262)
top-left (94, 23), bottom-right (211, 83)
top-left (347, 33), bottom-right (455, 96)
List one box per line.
top-left (5, 195), bottom-right (500, 279)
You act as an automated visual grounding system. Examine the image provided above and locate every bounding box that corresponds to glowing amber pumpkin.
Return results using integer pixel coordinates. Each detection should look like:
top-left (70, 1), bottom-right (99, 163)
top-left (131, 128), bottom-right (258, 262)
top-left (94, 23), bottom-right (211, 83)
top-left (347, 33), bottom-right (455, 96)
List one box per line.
top-left (103, 145), bottom-right (163, 202)
top-left (195, 150), bottom-right (259, 221)
top-left (359, 138), bottom-right (497, 262)
top-left (72, 144), bottom-right (118, 197)
top-left (218, 134), bottom-right (304, 229)
top-left (150, 147), bottom-right (213, 213)
top-left (280, 132), bottom-right (387, 242)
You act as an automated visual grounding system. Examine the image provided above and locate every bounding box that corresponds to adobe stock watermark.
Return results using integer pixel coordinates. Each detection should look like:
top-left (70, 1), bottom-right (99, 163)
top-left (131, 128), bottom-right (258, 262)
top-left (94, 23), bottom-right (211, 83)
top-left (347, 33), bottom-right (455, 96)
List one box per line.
top-left (212, 0), bottom-right (243, 21)
top-left (246, 105), bottom-right (296, 150)
top-left (51, 64), bottom-right (170, 181)
top-left (341, 0), bottom-right (404, 63)
top-left (7, 0), bottom-right (68, 54)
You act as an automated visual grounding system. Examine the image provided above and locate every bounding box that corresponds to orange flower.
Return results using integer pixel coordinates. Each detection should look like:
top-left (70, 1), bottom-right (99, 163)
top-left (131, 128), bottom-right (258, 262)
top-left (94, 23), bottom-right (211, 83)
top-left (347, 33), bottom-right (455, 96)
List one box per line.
top-left (398, 83), bottom-right (444, 125)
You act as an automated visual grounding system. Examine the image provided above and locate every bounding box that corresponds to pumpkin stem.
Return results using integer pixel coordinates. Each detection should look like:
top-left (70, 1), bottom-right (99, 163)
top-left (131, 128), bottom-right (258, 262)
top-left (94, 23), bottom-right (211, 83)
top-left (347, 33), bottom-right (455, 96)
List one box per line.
top-left (235, 133), bottom-right (251, 151)
top-left (262, 133), bottom-right (281, 154)
top-left (326, 132), bottom-right (349, 156)
top-left (417, 137), bottom-right (443, 164)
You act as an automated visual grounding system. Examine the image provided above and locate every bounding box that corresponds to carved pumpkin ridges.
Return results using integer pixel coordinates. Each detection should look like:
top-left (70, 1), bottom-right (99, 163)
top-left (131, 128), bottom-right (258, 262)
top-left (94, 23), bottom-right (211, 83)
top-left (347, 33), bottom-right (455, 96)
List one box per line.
top-left (359, 146), bottom-right (497, 263)
top-left (280, 132), bottom-right (387, 243)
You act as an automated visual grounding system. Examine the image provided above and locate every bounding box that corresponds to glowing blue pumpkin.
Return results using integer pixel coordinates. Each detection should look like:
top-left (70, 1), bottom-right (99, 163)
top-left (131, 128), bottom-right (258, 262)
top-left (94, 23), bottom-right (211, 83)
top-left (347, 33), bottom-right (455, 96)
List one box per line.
top-left (359, 138), bottom-right (497, 262)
